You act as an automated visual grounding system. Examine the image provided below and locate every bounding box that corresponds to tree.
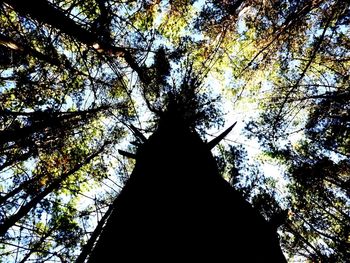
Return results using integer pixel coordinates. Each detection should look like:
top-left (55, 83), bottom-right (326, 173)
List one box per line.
top-left (0, 0), bottom-right (348, 262)
top-left (85, 86), bottom-right (286, 262)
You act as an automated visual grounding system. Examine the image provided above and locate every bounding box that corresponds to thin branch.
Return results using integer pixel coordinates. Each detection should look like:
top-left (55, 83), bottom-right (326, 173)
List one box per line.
top-left (0, 141), bottom-right (110, 236)
top-left (75, 198), bottom-right (115, 263)
top-left (3, 0), bottom-right (150, 85)
top-left (272, 8), bottom-right (335, 132)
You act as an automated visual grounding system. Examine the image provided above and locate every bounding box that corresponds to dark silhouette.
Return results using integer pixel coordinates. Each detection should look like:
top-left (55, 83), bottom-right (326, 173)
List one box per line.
top-left (85, 97), bottom-right (287, 262)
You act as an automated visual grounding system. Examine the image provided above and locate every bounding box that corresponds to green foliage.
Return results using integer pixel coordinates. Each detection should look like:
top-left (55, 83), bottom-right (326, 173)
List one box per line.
top-left (0, 0), bottom-right (349, 261)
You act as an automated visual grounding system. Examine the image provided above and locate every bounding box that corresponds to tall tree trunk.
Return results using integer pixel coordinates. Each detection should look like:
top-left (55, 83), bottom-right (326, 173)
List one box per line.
top-left (85, 110), bottom-right (287, 262)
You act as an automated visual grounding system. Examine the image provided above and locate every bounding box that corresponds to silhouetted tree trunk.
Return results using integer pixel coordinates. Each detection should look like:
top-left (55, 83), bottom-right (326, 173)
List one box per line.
top-left (84, 105), bottom-right (287, 262)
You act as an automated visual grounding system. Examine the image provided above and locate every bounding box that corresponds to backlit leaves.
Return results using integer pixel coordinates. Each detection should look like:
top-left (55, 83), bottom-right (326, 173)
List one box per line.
top-left (0, 0), bottom-right (349, 262)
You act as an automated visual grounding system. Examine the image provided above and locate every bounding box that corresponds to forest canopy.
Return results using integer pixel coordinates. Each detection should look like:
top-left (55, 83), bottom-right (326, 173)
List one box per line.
top-left (0, 0), bottom-right (349, 262)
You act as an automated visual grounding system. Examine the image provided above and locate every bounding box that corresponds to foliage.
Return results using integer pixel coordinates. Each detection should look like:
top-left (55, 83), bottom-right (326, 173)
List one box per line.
top-left (0, 0), bottom-right (349, 262)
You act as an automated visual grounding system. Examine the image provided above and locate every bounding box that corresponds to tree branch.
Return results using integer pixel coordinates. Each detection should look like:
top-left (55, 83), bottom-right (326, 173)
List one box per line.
top-left (0, 142), bottom-right (109, 236)
top-left (3, 0), bottom-right (150, 84)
